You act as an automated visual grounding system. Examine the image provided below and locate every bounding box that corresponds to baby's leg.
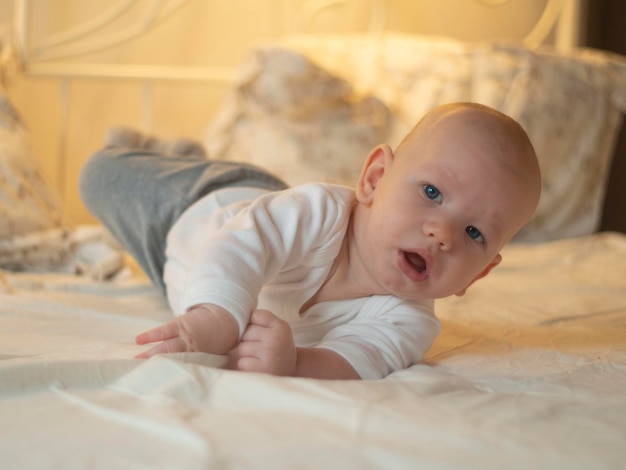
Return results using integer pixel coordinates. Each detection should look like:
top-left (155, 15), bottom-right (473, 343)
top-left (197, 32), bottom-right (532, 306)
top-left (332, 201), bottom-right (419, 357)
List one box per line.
top-left (104, 127), bottom-right (207, 158)
top-left (79, 143), bottom-right (184, 291)
top-left (79, 130), bottom-right (287, 294)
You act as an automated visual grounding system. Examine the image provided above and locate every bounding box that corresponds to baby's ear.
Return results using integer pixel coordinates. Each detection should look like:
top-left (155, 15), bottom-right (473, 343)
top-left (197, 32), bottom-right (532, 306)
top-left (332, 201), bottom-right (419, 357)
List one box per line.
top-left (455, 254), bottom-right (502, 297)
top-left (356, 144), bottom-right (393, 205)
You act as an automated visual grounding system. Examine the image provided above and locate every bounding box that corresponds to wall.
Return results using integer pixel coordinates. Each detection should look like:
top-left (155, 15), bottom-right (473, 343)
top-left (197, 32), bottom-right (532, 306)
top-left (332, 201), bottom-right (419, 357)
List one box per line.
top-left (586, 0), bottom-right (626, 233)
top-left (0, 0), bottom-right (573, 224)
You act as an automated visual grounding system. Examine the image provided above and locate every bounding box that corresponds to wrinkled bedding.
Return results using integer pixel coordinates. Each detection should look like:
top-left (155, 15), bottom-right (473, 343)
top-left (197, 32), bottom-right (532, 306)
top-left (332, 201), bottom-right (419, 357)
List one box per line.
top-left (1, 232), bottom-right (624, 469)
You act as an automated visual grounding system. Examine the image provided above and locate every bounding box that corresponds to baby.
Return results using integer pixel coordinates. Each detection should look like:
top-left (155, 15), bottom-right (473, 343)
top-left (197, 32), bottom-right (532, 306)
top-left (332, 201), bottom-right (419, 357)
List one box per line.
top-left (80, 102), bottom-right (541, 380)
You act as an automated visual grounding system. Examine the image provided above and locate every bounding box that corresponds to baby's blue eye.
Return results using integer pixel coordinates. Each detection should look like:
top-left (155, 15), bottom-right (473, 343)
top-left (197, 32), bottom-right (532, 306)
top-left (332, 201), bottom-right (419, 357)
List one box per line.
top-left (423, 184), bottom-right (442, 203)
top-left (466, 226), bottom-right (484, 242)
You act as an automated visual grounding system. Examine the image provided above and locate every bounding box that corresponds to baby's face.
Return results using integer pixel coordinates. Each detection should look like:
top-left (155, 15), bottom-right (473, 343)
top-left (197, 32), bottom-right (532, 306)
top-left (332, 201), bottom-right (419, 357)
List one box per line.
top-left (355, 114), bottom-right (538, 300)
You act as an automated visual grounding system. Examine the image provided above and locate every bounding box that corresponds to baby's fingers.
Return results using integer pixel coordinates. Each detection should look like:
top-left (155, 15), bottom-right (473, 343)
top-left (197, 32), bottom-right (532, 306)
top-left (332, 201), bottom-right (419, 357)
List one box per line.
top-left (250, 309), bottom-right (280, 327)
top-left (134, 336), bottom-right (187, 359)
top-left (237, 356), bottom-right (264, 373)
top-left (135, 319), bottom-right (180, 345)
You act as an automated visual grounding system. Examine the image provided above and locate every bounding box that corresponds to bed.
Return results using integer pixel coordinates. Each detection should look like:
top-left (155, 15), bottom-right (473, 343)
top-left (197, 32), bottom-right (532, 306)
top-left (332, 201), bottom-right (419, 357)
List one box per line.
top-left (1, 1), bottom-right (626, 469)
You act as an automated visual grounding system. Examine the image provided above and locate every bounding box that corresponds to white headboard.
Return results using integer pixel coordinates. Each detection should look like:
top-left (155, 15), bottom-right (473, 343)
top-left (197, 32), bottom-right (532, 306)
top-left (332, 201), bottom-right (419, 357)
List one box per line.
top-left (12, 0), bottom-right (584, 83)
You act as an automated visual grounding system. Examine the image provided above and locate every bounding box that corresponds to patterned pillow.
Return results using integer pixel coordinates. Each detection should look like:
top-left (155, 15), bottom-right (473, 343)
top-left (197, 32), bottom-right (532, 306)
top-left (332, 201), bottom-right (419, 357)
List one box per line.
top-left (205, 47), bottom-right (391, 187)
top-left (210, 34), bottom-right (626, 242)
top-left (0, 93), bottom-right (125, 278)
top-left (0, 93), bottom-right (64, 238)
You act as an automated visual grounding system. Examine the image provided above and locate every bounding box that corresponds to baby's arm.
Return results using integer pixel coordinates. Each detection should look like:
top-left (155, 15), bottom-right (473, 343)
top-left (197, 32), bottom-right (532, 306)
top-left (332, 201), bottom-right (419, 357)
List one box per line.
top-left (135, 303), bottom-right (239, 358)
top-left (234, 309), bottom-right (360, 380)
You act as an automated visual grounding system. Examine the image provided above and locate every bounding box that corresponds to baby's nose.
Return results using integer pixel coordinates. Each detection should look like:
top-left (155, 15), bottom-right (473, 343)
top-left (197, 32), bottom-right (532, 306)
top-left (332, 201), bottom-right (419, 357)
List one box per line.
top-left (424, 219), bottom-right (453, 251)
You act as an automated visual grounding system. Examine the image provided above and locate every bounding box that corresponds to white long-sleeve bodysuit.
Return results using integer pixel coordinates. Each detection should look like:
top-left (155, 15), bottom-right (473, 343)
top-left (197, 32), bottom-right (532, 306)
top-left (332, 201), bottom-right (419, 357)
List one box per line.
top-left (163, 183), bottom-right (440, 379)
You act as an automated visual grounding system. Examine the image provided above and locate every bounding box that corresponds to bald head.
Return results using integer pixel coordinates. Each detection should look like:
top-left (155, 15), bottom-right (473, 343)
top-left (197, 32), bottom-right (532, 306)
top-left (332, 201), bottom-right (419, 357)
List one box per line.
top-left (397, 102), bottom-right (542, 214)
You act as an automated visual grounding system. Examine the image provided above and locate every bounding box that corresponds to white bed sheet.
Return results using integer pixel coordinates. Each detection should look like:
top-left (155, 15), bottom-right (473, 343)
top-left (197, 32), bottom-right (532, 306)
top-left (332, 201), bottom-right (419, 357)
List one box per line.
top-left (1, 232), bottom-right (625, 469)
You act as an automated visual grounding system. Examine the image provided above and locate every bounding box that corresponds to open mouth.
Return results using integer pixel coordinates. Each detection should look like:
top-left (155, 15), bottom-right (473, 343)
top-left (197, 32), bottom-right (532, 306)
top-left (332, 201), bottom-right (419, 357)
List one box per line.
top-left (404, 251), bottom-right (427, 273)
top-left (398, 249), bottom-right (430, 282)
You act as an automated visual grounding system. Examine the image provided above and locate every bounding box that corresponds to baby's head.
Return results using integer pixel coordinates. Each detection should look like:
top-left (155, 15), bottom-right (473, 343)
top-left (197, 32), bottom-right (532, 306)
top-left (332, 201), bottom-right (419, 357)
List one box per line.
top-left (353, 102), bottom-right (541, 300)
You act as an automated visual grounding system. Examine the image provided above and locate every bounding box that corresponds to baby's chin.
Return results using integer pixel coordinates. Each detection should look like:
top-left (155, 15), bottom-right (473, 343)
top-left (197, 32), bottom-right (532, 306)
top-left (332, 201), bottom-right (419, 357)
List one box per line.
top-left (431, 281), bottom-right (477, 299)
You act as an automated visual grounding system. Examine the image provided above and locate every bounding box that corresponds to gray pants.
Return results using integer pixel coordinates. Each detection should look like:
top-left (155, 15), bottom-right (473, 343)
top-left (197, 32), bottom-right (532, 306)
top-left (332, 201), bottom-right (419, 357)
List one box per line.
top-left (79, 146), bottom-right (287, 293)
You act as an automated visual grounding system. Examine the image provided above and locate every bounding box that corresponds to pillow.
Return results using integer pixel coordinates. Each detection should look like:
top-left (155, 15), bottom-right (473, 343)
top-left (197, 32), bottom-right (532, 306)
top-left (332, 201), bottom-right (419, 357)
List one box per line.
top-left (0, 92), bottom-right (125, 279)
top-left (0, 93), bottom-right (64, 237)
top-left (467, 44), bottom-right (625, 242)
top-left (289, 34), bottom-right (626, 242)
top-left (208, 34), bottom-right (626, 242)
top-left (205, 46), bottom-right (391, 186)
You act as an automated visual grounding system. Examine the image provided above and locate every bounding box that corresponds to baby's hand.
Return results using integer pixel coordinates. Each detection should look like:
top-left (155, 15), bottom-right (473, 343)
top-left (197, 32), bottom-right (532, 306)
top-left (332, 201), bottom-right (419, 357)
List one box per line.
top-left (235, 309), bottom-right (297, 376)
top-left (135, 303), bottom-right (238, 358)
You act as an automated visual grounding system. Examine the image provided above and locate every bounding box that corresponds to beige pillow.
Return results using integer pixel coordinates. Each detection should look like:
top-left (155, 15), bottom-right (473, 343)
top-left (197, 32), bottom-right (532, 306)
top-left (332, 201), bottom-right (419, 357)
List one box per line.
top-left (205, 46), bottom-right (391, 187)
top-left (0, 93), bottom-right (127, 278)
top-left (0, 93), bottom-right (64, 238)
top-left (210, 35), bottom-right (626, 242)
